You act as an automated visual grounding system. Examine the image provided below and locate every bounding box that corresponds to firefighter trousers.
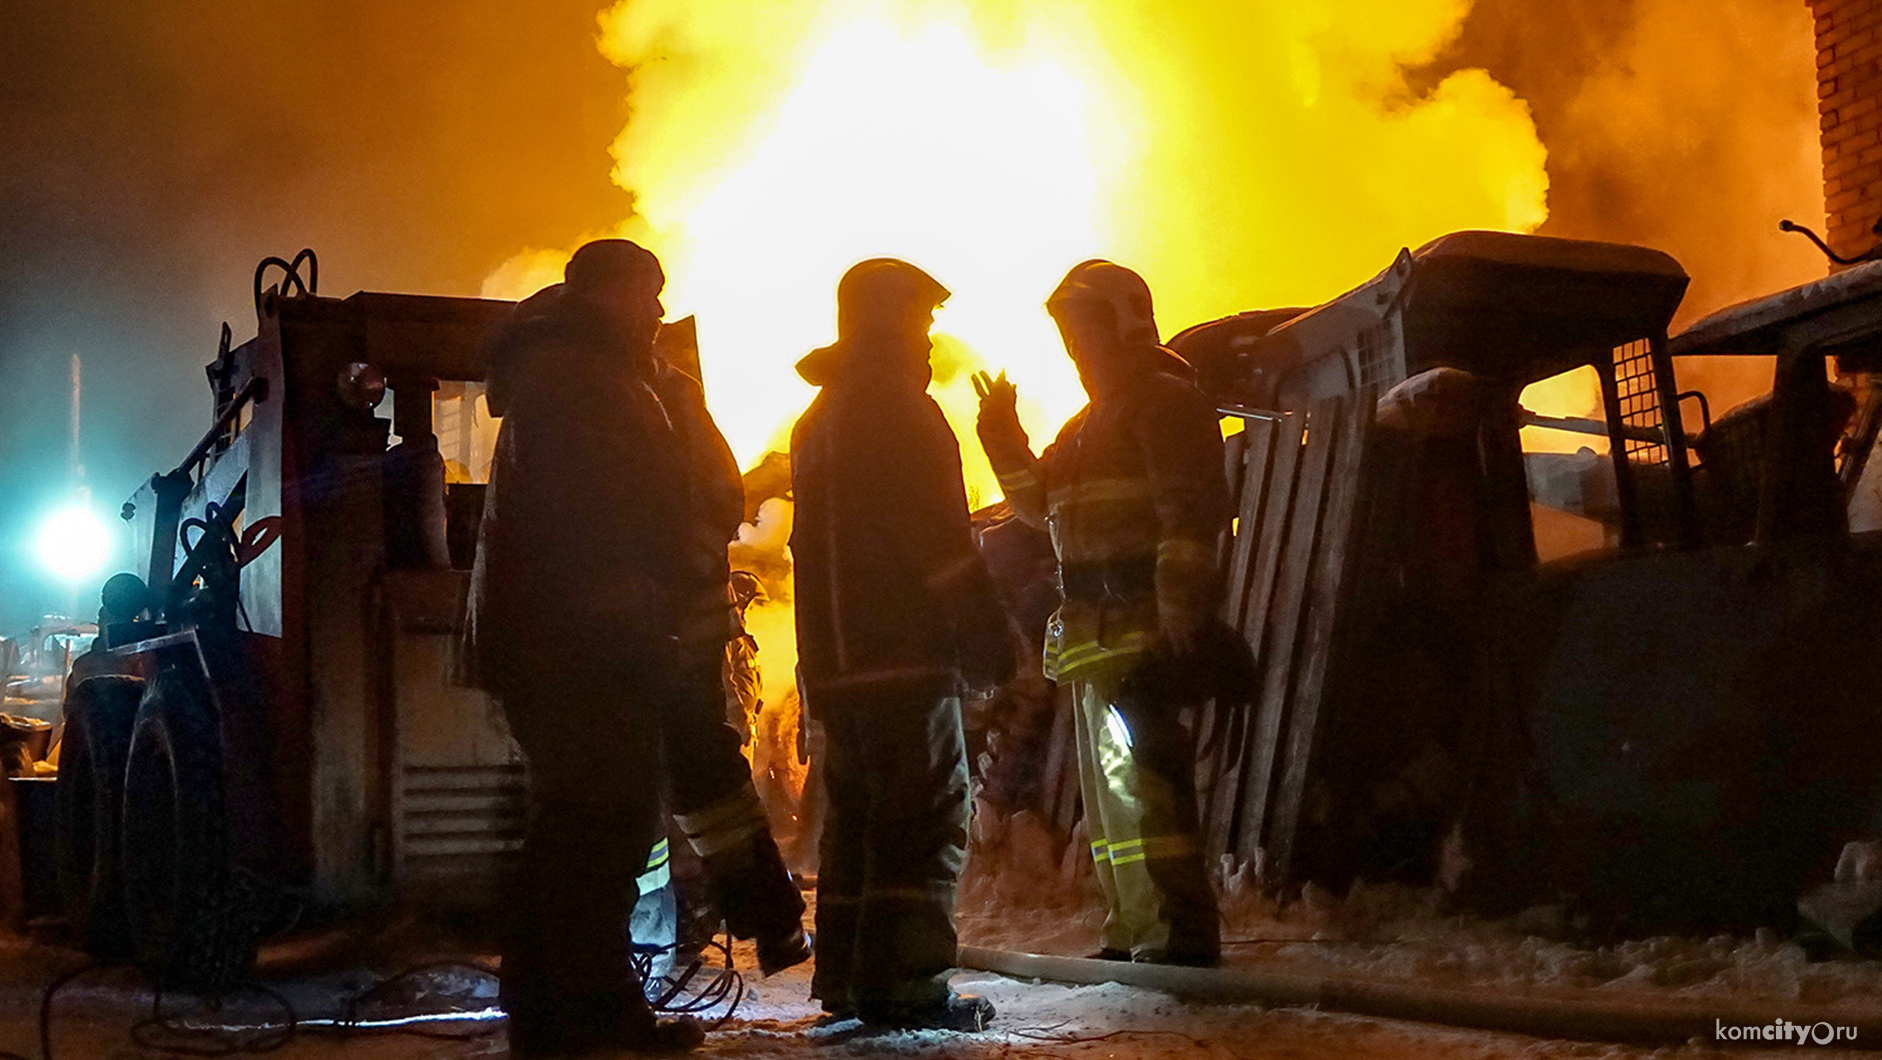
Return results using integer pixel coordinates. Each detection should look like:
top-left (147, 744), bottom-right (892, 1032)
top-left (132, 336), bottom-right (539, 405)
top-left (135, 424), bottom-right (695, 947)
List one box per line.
top-left (812, 690), bottom-right (970, 1014)
top-left (660, 656), bottom-right (805, 947)
top-left (1072, 673), bottom-right (1219, 963)
top-left (499, 661), bottom-right (666, 1047)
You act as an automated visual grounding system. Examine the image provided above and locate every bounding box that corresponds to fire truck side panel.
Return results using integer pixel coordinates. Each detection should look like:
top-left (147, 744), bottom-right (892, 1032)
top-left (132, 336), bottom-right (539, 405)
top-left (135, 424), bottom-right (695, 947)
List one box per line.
top-left (241, 321), bottom-right (288, 640)
top-left (265, 293), bottom-right (512, 906)
top-left (375, 569), bottom-right (520, 909)
top-left (275, 300), bottom-right (391, 905)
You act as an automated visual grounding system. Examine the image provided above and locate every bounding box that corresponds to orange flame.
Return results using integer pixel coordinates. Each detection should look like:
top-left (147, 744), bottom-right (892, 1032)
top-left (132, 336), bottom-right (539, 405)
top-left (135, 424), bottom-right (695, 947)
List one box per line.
top-left (487, 0), bottom-right (1553, 499)
top-left (482, 3), bottom-right (1559, 776)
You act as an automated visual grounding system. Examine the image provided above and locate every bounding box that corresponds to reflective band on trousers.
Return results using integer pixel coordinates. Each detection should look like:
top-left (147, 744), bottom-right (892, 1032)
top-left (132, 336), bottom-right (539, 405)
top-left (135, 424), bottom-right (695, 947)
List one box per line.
top-left (815, 882), bottom-right (956, 905)
top-left (634, 837), bottom-right (672, 894)
top-left (675, 787), bottom-right (768, 859)
top-left (1052, 629), bottom-right (1155, 675)
top-left (1089, 834), bottom-right (1199, 867)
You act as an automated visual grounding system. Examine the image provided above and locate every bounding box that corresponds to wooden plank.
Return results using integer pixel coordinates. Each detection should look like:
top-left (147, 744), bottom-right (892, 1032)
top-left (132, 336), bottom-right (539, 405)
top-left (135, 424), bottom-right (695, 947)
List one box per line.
top-left (1240, 414), bottom-right (1304, 651)
top-left (1199, 418), bottom-right (1274, 849)
top-left (1236, 408), bottom-right (1331, 867)
top-left (1200, 428), bottom-right (1243, 852)
top-left (1223, 419), bottom-right (1278, 630)
top-left (1210, 413), bottom-right (1303, 859)
top-left (1267, 389), bottom-right (1375, 887)
top-left (1206, 415), bottom-right (1287, 857)
top-left (1202, 693), bottom-right (1249, 858)
top-left (1216, 429), bottom-right (1246, 576)
top-left (1222, 429), bottom-right (1249, 545)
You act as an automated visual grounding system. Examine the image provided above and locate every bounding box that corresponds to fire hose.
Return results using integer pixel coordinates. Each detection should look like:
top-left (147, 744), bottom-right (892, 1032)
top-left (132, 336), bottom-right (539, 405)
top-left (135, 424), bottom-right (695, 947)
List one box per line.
top-left (957, 945), bottom-right (1882, 1049)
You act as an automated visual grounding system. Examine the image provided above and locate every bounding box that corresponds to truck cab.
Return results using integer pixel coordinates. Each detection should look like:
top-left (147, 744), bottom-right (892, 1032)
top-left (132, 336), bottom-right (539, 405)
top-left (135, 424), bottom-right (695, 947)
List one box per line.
top-left (1175, 230), bottom-right (1882, 928)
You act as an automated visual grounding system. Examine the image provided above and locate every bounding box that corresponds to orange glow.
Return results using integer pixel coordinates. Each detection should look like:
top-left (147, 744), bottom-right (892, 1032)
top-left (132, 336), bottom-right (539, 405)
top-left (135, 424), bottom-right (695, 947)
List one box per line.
top-left (487, 0), bottom-right (1555, 502)
top-left (483, 1), bottom-right (1560, 744)
top-left (1519, 366), bottom-right (1608, 456)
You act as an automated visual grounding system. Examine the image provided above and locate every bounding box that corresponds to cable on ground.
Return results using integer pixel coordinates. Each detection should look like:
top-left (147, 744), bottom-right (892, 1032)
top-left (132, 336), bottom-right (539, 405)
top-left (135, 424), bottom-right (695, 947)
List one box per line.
top-left (20, 932), bottom-right (753, 1060)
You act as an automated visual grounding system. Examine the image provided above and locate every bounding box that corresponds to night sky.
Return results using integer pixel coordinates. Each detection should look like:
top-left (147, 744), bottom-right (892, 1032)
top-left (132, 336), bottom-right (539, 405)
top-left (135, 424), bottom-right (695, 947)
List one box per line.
top-left (1, 1), bottom-right (631, 632)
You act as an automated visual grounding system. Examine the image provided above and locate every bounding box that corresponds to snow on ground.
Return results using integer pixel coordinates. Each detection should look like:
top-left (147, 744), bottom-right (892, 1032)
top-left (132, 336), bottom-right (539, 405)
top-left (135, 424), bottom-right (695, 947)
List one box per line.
top-left (0, 925), bottom-right (1874, 1060)
top-left (960, 878), bottom-right (1882, 1013)
top-left (957, 808), bottom-right (1882, 1012)
top-left (3, 815), bottom-right (1880, 1059)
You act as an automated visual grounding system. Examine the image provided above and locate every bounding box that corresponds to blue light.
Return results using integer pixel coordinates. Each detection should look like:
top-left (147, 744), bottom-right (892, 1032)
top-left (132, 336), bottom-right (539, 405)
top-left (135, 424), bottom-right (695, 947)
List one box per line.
top-left (32, 503), bottom-right (113, 582)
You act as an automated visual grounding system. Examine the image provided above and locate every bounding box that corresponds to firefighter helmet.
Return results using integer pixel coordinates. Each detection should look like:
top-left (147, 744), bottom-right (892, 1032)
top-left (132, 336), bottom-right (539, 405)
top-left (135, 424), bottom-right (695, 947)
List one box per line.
top-left (835, 258), bottom-right (950, 340)
top-left (1046, 259), bottom-right (1159, 348)
top-left (565, 238), bottom-right (665, 295)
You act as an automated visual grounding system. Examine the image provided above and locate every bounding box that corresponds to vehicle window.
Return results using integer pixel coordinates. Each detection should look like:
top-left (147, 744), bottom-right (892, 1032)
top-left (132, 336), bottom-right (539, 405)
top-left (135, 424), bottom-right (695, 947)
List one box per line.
top-left (1520, 366), bottom-right (1614, 561)
top-left (434, 382), bottom-right (501, 484)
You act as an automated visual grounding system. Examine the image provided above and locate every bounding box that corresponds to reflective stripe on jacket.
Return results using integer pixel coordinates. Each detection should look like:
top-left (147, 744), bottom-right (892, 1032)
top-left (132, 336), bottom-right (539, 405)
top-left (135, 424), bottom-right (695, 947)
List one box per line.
top-left (988, 361), bottom-right (1228, 681)
top-left (789, 342), bottom-right (1007, 708)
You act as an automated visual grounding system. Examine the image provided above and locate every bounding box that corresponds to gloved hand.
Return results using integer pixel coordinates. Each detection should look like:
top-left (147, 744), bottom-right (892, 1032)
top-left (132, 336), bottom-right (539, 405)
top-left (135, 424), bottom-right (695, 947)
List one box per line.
top-left (945, 557), bottom-right (1018, 693)
top-left (972, 370), bottom-right (1028, 458)
top-left (1156, 604), bottom-right (1206, 659)
top-left (959, 608), bottom-right (1018, 694)
top-left (1125, 618), bottom-right (1257, 715)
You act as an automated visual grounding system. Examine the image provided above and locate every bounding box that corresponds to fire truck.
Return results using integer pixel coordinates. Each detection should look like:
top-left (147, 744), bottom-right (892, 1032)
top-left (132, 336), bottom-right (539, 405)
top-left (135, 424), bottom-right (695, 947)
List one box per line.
top-left (55, 252), bottom-right (676, 989)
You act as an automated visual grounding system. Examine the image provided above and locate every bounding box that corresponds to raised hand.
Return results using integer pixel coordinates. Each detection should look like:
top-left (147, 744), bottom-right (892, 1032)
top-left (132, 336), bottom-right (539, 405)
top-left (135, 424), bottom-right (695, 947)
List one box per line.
top-left (973, 369), bottom-right (1030, 461)
top-left (972, 369), bottom-right (1019, 424)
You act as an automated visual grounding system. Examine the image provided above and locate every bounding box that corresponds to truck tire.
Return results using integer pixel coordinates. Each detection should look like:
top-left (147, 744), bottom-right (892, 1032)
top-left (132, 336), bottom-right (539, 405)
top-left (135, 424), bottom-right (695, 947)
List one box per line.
top-left (121, 668), bottom-right (256, 992)
top-left (53, 674), bottom-right (143, 958)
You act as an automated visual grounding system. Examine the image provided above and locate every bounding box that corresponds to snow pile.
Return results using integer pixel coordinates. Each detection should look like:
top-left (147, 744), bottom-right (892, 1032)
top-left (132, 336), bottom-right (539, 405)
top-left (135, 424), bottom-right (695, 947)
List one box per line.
top-left (957, 803), bottom-right (1106, 954)
top-left (956, 803), bottom-right (1882, 1010)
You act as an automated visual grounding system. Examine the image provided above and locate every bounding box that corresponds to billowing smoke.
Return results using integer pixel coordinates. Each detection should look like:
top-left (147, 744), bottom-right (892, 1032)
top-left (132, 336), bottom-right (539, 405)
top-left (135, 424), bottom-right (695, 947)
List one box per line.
top-left (490, 0), bottom-right (1825, 481)
top-left (1427, 0), bottom-right (1825, 415)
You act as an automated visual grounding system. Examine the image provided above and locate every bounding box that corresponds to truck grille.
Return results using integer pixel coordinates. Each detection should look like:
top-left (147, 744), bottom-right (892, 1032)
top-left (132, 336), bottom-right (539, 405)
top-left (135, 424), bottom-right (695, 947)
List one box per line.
top-left (398, 763), bottom-right (526, 892)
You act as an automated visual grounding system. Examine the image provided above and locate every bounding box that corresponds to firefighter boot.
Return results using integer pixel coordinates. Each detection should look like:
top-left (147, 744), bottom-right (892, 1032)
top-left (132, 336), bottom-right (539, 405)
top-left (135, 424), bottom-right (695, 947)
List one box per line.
top-left (504, 977), bottom-right (704, 1058)
top-left (680, 789), bottom-right (810, 975)
top-left (705, 833), bottom-right (810, 975)
top-left (502, 797), bottom-right (704, 1057)
top-left (757, 924), bottom-right (813, 978)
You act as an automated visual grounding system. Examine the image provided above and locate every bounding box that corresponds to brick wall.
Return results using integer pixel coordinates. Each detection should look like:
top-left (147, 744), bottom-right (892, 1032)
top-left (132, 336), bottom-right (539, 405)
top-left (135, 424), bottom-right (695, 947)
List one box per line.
top-left (1813, 0), bottom-right (1882, 259)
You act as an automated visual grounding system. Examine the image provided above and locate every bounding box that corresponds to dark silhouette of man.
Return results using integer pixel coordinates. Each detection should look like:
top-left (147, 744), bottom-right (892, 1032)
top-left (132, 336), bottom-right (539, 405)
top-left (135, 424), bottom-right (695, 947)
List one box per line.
top-left (790, 258), bottom-right (1011, 1029)
top-left (467, 239), bottom-right (806, 1057)
top-left (974, 260), bottom-right (1227, 966)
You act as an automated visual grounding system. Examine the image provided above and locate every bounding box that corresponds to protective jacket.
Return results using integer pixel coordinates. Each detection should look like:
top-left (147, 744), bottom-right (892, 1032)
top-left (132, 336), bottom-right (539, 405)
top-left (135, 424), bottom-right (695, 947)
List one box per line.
top-left (981, 356), bottom-right (1228, 681)
top-left (977, 260), bottom-right (1226, 963)
top-left (465, 286), bottom-right (742, 697)
top-left (789, 342), bottom-right (1010, 709)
